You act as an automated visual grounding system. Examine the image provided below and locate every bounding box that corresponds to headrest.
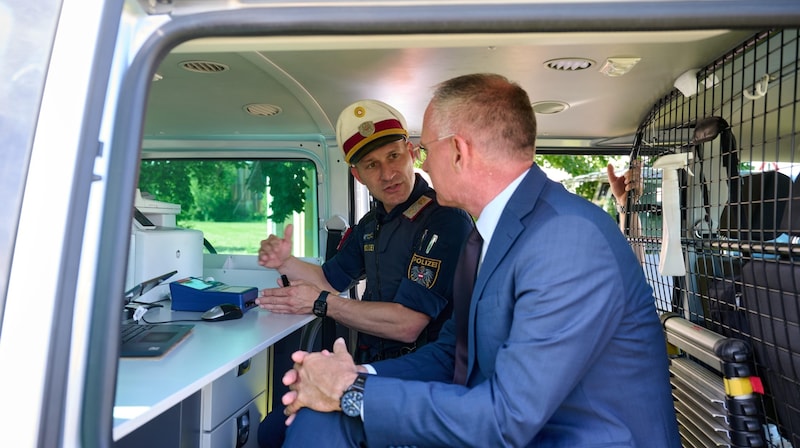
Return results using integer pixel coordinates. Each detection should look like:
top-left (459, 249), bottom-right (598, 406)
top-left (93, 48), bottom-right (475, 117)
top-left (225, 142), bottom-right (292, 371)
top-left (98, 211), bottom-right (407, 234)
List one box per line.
top-left (335, 99), bottom-right (408, 165)
top-left (719, 171), bottom-right (792, 241)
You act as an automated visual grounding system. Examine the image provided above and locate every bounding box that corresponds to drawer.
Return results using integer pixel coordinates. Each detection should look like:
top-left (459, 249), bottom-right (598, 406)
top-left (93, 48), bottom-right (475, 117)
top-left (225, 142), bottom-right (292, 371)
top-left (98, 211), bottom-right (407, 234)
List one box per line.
top-left (201, 349), bottom-right (268, 430)
top-left (201, 391), bottom-right (266, 448)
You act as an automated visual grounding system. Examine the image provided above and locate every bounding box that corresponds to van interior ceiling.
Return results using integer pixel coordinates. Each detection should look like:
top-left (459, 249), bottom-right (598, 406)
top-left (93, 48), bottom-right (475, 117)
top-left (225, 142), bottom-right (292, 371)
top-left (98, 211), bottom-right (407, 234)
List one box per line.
top-left (144, 29), bottom-right (757, 155)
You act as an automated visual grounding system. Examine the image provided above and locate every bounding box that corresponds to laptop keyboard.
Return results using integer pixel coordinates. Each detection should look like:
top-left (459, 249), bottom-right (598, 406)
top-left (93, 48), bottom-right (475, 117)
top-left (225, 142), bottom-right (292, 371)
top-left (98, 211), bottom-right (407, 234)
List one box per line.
top-left (121, 324), bottom-right (151, 343)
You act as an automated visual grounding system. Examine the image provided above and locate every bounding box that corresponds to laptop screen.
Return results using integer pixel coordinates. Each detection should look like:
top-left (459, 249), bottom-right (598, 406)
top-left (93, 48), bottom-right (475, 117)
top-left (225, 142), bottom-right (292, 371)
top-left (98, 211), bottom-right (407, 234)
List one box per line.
top-left (124, 270), bottom-right (178, 303)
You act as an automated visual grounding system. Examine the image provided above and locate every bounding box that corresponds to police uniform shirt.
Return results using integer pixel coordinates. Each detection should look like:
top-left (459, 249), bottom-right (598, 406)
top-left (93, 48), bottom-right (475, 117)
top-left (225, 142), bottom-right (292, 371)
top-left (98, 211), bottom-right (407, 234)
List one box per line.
top-left (321, 174), bottom-right (474, 354)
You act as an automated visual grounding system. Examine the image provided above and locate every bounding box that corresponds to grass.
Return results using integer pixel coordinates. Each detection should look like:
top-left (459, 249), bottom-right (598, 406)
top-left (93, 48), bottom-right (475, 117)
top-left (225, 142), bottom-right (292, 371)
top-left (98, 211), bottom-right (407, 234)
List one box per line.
top-left (180, 220), bottom-right (268, 255)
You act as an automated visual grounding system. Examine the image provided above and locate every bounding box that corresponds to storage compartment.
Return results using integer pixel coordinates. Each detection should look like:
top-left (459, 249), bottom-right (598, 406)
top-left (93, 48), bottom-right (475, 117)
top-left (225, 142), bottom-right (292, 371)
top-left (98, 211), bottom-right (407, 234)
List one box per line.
top-left (201, 349), bottom-right (268, 431)
top-left (201, 392), bottom-right (266, 448)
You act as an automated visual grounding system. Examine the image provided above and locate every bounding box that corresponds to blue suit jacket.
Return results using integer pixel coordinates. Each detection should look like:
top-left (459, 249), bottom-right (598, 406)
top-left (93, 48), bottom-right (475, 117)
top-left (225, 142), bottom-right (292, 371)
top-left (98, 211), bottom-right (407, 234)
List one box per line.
top-left (366, 165), bottom-right (680, 447)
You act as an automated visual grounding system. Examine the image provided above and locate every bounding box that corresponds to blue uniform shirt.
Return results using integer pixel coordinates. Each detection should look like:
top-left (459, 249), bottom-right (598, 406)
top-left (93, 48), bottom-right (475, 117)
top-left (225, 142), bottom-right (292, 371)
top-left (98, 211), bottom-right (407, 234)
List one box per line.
top-left (322, 174), bottom-right (474, 359)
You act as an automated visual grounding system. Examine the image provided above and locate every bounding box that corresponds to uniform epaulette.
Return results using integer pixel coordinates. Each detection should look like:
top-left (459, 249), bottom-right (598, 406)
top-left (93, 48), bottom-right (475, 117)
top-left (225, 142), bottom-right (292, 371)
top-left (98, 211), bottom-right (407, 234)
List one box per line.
top-left (403, 195), bottom-right (433, 221)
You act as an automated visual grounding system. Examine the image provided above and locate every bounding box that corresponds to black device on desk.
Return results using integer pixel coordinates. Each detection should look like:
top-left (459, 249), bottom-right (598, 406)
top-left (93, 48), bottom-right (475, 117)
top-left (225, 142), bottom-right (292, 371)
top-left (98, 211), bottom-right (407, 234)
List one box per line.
top-left (170, 277), bottom-right (258, 313)
top-left (121, 271), bottom-right (194, 357)
top-left (120, 323), bottom-right (194, 358)
top-left (124, 270), bottom-right (178, 304)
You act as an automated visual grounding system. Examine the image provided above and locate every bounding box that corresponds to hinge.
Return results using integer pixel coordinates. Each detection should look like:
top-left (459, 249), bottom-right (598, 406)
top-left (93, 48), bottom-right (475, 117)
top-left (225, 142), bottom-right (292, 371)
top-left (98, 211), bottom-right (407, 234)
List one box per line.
top-left (137, 0), bottom-right (173, 15)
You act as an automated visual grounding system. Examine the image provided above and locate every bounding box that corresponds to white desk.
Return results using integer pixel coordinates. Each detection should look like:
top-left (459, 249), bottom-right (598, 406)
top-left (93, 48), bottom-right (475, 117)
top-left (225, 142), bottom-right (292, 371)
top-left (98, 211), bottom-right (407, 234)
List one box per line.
top-left (113, 305), bottom-right (314, 441)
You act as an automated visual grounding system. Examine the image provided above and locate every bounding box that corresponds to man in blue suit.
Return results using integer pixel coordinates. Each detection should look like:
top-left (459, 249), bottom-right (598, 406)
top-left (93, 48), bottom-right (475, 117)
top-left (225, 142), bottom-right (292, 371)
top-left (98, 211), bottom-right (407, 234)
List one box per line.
top-left (278, 73), bottom-right (681, 447)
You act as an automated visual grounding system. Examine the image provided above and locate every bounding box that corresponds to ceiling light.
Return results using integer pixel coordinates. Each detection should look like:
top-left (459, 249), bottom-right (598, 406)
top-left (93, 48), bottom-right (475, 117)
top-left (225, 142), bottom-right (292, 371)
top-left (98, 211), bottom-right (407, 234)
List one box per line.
top-left (544, 58), bottom-right (594, 72)
top-left (599, 57), bottom-right (641, 77)
top-left (532, 101), bottom-right (570, 114)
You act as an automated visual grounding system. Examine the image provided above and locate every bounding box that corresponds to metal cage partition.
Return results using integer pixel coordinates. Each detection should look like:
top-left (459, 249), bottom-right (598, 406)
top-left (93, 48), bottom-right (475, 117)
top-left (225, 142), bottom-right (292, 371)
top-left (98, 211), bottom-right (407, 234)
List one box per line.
top-left (629, 29), bottom-right (800, 448)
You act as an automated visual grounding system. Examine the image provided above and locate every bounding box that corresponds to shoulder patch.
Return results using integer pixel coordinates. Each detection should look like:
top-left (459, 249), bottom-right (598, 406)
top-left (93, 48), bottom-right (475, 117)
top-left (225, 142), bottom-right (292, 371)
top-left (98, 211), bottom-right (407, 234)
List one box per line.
top-left (408, 254), bottom-right (441, 288)
top-left (403, 195), bottom-right (433, 221)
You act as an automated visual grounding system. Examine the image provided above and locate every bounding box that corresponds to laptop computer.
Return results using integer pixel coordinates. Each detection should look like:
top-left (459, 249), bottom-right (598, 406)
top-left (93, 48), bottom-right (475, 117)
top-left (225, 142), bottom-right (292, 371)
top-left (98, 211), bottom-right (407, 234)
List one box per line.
top-left (121, 270), bottom-right (194, 358)
top-left (120, 322), bottom-right (194, 358)
top-left (124, 269), bottom-right (178, 304)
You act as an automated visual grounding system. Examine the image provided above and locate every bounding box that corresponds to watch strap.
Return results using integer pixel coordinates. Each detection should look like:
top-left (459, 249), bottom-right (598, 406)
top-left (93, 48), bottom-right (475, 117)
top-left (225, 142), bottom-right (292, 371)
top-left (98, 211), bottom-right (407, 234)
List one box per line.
top-left (313, 290), bottom-right (330, 317)
top-left (350, 372), bottom-right (367, 391)
top-left (340, 373), bottom-right (367, 418)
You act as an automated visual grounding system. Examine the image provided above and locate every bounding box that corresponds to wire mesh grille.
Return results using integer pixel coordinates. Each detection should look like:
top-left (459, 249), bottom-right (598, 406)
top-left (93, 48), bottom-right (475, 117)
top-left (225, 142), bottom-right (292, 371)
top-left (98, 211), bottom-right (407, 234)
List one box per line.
top-left (629, 29), bottom-right (800, 447)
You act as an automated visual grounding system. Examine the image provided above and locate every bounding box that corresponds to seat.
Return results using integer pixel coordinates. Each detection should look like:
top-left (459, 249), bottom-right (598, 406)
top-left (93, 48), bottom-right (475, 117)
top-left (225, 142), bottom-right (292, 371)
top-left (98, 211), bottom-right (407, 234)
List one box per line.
top-left (699, 171), bottom-right (792, 337)
top-left (718, 170), bottom-right (792, 242)
top-left (740, 175), bottom-right (800, 446)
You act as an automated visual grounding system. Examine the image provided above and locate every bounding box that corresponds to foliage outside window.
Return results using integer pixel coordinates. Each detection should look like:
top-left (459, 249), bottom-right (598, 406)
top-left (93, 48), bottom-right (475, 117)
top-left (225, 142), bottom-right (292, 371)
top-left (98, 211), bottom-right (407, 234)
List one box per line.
top-left (138, 159), bottom-right (318, 256)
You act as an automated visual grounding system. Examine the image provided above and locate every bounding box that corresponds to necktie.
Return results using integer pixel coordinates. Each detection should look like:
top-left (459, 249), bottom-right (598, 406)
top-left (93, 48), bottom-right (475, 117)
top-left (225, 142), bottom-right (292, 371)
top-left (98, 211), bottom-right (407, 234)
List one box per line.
top-left (452, 227), bottom-right (483, 385)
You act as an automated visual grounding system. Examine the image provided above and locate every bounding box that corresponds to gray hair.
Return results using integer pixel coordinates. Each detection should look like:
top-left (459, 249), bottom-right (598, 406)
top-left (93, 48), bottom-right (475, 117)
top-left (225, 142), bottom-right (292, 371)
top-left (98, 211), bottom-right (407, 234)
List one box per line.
top-left (429, 73), bottom-right (537, 160)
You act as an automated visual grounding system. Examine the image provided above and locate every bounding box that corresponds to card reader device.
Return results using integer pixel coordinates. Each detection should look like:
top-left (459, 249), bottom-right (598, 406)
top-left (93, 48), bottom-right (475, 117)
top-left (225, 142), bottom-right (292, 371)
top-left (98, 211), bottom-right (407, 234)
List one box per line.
top-left (169, 277), bottom-right (259, 313)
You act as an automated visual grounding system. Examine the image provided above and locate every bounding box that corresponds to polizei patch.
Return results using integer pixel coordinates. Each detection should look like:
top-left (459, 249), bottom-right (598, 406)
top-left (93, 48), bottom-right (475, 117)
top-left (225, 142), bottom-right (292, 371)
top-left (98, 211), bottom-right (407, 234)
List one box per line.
top-left (408, 254), bottom-right (441, 288)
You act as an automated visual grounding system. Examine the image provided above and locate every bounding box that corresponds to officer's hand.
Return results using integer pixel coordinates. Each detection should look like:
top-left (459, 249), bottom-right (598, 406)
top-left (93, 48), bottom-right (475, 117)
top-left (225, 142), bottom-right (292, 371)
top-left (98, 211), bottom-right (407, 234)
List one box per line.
top-left (258, 224), bottom-right (294, 269)
top-left (255, 280), bottom-right (319, 314)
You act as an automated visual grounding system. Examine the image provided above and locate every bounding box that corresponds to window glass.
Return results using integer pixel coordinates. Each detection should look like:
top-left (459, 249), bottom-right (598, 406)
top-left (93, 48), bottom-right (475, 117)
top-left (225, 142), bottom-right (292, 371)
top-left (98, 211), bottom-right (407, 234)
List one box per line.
top-left (138, 158), bottom-right (318, 257)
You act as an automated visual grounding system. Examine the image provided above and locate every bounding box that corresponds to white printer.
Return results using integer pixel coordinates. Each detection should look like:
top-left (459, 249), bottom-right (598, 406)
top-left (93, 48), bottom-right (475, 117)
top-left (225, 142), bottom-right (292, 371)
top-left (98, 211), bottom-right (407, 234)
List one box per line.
top-left (126, 189), bottom-right (203, 303)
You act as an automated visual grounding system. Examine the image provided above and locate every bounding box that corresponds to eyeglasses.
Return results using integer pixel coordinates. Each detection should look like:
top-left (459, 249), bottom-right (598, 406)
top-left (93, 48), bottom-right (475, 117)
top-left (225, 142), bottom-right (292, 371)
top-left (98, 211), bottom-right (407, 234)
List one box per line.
top-left (416, 134), bottom-right (455, 160)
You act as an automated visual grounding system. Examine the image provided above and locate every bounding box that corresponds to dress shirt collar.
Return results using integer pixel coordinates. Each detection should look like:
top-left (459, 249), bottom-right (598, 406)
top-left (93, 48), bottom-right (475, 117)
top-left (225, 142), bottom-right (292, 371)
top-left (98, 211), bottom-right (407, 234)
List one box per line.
top-left (475, 168), bottom-right (530, 263)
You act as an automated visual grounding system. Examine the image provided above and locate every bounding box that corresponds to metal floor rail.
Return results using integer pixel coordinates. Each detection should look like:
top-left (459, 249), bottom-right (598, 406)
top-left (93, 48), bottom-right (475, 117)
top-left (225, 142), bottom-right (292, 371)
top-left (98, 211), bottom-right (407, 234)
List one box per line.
top-left (662, 313), bottom-right (765, 447)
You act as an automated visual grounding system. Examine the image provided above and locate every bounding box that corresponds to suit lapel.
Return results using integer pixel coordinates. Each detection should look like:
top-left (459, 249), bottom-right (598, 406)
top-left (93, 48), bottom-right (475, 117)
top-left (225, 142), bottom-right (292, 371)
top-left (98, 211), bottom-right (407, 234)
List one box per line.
top-left (465, 165), bottom-right (548, 379)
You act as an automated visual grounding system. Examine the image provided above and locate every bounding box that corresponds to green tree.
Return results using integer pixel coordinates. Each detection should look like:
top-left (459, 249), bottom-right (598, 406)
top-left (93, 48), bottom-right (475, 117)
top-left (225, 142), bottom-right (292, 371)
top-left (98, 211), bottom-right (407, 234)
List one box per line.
top-left (138, 160), bottom-right (194, 212)
top-left (257, 161), bottom-right (309, 223)
top-left (186, 161), bottom-right (241, 221)
top-left (537, 154), bottom-right (612, 199)
top-left (138, 159), bottom-right (310, 224)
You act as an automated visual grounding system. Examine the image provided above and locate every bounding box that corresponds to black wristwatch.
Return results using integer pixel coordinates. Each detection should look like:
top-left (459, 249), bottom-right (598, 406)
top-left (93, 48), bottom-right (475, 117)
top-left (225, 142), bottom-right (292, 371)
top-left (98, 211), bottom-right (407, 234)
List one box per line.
top-left (313, 291), bottom-right (329, 318)
top-left (340, 373), bottom-right (367, 417)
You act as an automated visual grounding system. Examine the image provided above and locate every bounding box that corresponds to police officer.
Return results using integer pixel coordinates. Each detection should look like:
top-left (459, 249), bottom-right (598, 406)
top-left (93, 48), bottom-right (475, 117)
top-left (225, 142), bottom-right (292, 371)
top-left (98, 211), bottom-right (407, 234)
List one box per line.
top-left (255, 99), bottom-right (474, 447)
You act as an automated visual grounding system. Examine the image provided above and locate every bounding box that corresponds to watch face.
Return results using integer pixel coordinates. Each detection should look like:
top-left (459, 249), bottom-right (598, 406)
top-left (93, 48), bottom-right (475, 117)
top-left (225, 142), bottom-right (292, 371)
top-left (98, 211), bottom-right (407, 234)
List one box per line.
top-left (341, 390), bottom-right (363, 417)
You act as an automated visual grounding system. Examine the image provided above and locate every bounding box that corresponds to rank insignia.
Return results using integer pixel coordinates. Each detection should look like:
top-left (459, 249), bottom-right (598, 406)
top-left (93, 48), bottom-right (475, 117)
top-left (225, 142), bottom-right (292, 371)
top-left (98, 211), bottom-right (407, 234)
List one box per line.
top-left (403, 195), bottom-right (433, 221)
top-left (408, 254), bottom-right (441, 288)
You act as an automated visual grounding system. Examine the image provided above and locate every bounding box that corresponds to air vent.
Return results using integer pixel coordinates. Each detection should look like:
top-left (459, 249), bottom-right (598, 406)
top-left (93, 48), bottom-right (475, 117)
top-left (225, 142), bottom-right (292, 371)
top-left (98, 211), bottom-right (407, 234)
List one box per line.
top-left (544, 58), bottom-right (594, 71)
top-left (180, 60), bottom-right (229, 73)
top-left (532, 101), bottom-right (570, 115)
top-left (245, 104), bottom-right (282, 117)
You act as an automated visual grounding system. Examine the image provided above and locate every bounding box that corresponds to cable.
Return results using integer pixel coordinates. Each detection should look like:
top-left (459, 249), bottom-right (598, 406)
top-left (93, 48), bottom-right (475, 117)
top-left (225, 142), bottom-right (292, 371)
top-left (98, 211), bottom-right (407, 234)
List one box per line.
top-left (140, 315), bottom-right (203, 325)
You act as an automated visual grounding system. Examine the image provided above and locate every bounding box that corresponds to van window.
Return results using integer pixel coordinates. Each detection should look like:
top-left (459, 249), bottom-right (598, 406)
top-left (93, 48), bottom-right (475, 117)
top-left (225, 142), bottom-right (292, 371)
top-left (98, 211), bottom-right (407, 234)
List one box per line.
top-left (138, 158), bottom-right (319, 257)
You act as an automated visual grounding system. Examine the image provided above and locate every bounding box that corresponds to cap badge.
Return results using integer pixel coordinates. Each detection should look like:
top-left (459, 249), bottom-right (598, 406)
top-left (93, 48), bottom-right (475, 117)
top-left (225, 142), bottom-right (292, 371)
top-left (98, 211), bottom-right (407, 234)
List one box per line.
top-left (358, 121), bottom-right (376, 137)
